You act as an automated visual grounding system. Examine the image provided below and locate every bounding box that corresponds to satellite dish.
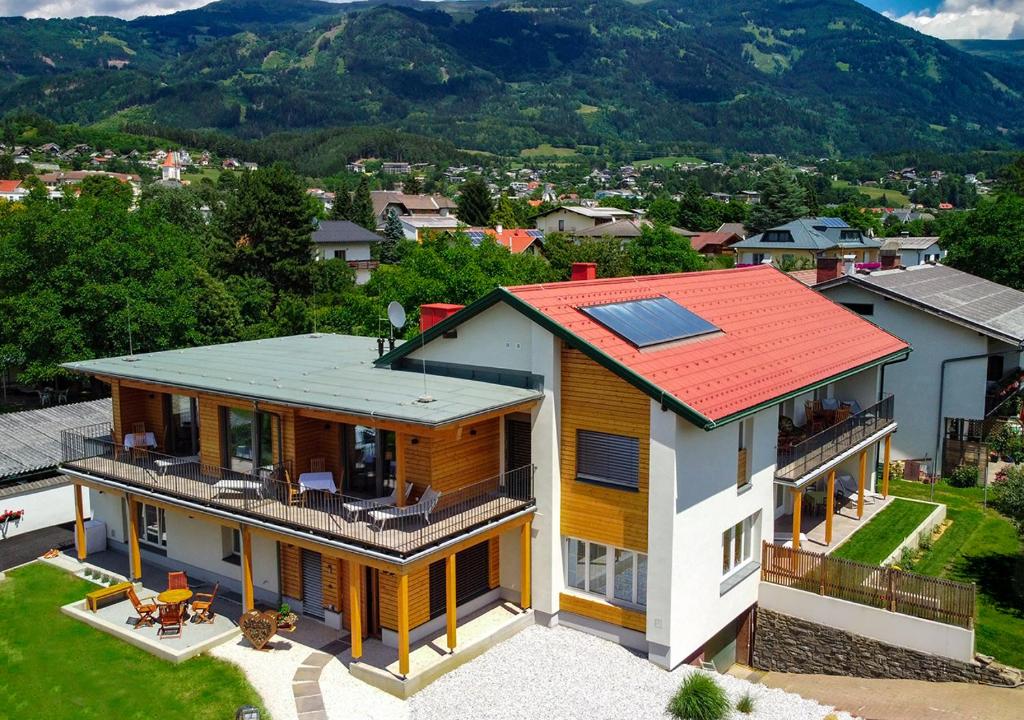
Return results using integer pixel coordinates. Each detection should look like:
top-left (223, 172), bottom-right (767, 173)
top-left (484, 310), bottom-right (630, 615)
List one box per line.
top-left (387, 301), bottom-right (407, 330)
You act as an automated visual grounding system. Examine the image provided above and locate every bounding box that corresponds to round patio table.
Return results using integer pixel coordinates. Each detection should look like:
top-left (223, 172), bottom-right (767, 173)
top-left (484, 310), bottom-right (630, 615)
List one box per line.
top-left (157, 588), bottom-right (193, 605)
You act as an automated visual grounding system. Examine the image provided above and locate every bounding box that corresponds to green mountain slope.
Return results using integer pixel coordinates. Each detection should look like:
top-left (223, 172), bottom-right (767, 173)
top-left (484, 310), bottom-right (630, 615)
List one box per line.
top-left (949, 39), bottom-right (1024, 68)
top-left (1, 0), bottom-right (1023, 156)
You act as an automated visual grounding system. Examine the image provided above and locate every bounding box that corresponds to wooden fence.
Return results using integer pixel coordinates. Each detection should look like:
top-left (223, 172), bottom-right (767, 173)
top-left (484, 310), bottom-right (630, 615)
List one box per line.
top-left (761, 542), bottom-right (975, 629)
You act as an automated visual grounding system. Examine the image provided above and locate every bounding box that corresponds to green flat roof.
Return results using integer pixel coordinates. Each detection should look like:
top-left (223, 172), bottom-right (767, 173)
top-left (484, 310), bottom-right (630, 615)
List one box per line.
top-left (63, 334), bottom-right (541, 427)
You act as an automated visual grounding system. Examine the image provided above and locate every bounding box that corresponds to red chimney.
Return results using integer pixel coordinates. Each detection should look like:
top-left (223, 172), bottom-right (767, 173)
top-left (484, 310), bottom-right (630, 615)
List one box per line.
top-left (880, 251), bottom-right (899, 270)
top-left (816, 257), bottom-right (841, 285)
top-left (571, 262), bottom-right (597, 281)
top-left (420, 303), bottom-right (464, 332)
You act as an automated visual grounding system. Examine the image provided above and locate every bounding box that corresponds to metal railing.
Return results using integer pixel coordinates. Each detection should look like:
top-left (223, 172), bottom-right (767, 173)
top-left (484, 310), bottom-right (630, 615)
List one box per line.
top-left (776, 395), bottom-right (895, 482)
top-left (61, 424), bottom-right (535, 559)
top-left (761, 541), bottom-right (975, 629)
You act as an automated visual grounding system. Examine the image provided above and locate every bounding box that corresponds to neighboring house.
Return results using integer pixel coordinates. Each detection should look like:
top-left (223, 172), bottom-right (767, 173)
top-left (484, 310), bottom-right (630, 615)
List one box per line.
top-left (0, 400), bottom-right (110, 539)
top-left (36, 170), bottom-right (141, 198)
top-left (816, 263), bottom-right (1024, 472)
top-left (736, 190), bottom-right (761, 204)
top-left (160, 150), bottom-right (182, 183)
top-left (731, 217), bottom-right (882, 266)
top-left (382, 162), bottom-right (412, 175)
top-left (400, 215), bottom-right (463, 242)
top-left (689, 231), bottom-right (743, 256)
top-left (880, 236), bottom-right (945, 267)
top-left (571, 218), bottom-right (694, 241)
top-left (58, 265), bottom-right (905, 686)
top-left (716, 222), bottom-right (749, 239)
top-left (370, 191), bottom-right (456, 229)
top-left (464, 227), bottom-right (545, 255)
top-left (533, 206), bottom-right (635, 235)
top-left (311, 220), bottom-right (382, 284)
top-left (0, 180), bottom-right (27, 202)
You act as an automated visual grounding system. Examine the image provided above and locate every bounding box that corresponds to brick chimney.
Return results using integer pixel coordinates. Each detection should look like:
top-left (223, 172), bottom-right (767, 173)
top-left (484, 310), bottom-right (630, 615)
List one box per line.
top-left (571, 262), bottom-right (597, 281)
top-left (880, 251), bottom-right (899, 270)
top-left (420, 303), bottom-right (464, 332)
top-left (816, 257), bottom-right (841, 284)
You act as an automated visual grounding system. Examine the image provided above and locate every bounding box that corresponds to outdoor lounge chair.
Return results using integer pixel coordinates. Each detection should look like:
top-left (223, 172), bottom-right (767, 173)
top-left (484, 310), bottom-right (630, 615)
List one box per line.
top-left (157, 603), bottom-right (183, 638)
top-left (368, 487), bottom-right (440, 531)
top-left (190, 582), bottom-right (219, 624)
top-left (342, 483), bottom-right (414, 521)
top-left (127, 587), bottom-right (158, 629)
top-left (835, 472), bottom-right (876, 506)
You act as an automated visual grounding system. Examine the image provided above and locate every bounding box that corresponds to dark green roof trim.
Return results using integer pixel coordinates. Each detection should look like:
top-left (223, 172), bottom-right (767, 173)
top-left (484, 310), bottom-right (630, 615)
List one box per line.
top-left (376, 288), bottom-right (911, 431)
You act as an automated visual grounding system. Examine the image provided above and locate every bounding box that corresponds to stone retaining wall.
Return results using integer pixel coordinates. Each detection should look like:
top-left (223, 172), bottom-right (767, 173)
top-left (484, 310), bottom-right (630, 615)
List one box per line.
top-left (753, 608), bottom-right (1021, 686)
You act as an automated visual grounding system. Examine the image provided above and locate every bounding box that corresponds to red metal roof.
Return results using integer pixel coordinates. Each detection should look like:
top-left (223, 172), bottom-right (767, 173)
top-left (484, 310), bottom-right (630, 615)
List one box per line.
top-left (0, 180), bottom-right (23, 193)
top-left (506, 265), bottom-right (908, 422)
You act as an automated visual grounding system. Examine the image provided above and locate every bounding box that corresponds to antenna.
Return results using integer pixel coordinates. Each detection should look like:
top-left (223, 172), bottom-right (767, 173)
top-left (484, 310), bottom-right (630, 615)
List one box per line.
top-left (126, 297), bottom-right (135, 360)
top-left (311, 255), bottom-right (321, 338)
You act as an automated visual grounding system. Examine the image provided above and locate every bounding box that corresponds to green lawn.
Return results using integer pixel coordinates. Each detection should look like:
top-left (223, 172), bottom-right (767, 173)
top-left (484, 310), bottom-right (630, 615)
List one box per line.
top-left (519, 143), bottom-right (578, 158)
top-left (891, 480), bottom-right (1024, 669)
top-left (0, 563), bottom-right (268, 720)
top-left (634, 155), bottom-right (705, 168)
top-left (832, 498), bottom-right (936, 565)
top-left (832, 180), bottom-right (911, 207)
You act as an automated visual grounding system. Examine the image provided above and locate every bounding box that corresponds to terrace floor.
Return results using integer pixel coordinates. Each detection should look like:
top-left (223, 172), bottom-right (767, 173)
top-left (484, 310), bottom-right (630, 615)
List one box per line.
top-left (775, 494), bottom-right (894, 553)
top-left (66, 454), bottom-right (532, 557)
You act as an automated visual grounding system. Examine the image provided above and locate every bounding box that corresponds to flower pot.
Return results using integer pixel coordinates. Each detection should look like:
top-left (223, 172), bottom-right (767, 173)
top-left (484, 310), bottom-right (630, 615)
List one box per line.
top-left (277, 612), bottom-right (298, 632)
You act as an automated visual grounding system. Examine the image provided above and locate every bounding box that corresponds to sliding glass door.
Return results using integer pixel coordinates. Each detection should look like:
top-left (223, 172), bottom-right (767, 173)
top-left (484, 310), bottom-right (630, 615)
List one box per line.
top-left (343, 425), bottom-right (396, 497)
top-left (166, 394), bottom-right (199, 456)
top-left (223, 407), bottom-right (280, 474)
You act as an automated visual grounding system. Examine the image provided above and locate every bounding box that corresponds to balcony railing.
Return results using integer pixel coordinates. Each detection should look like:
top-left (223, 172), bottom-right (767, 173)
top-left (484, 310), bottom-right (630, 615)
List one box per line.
top-left (776, 395), bottom-right (895, 482)
top-left (60, 424), bottom-right (535, 559)
top-left (985, 367), bottom-right (1023, 416)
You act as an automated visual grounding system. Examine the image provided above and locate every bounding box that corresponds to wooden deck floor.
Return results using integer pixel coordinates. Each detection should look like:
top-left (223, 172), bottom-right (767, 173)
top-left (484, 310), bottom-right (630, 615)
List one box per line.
top-left (66, 455), bottom-right (532, 557)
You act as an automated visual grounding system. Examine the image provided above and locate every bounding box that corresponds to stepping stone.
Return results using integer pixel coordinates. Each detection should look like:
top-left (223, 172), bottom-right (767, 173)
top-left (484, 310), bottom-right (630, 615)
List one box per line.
top-left (295, 694), bottom-right (325, 714)
top-left (297, 711), bottom-right (328, 720)
top-left (292, 666), bottom-right (321, 682)
top-left (302, 651), bottom-right (334, 668)
top-left (292, 681), bottom-right (320, 698)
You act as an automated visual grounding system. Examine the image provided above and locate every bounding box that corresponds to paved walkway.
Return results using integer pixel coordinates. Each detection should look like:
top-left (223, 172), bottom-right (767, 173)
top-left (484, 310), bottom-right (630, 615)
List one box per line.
top-left (730, 669), bottom-right (1022, 720)
top-left (292, 639), bottom-right (350, 720)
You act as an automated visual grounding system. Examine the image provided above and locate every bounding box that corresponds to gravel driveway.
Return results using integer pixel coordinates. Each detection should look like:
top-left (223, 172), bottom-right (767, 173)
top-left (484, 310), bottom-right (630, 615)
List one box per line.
top-left (408, 625), bottom-right (858, 720)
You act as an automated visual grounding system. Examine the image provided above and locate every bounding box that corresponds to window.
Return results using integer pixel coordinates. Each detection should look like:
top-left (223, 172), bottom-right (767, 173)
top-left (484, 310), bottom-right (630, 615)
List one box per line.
top-left (576, 430), bottom-right (640, 490)
top-left (722, 512), bottom-right (759, 577)
top-left (222, 407), bottom-right (280, 474)
top-left (752, 253), bottom-right (766, 264)
top-left (565, 537), bottom-right (647, 607)
top-left (332, 249), bottom-right (347, 260)
top-left (737, 419), bottom-right (751, 489)
top-left (136, 502), bottom-right (166, 548)
top-left (924, 253), bottom-right (940, 263)
top-left (222, 527), bottom-right (241, 564)
top-left (763, 231), bottom-right (793, 243)
top-left (840, 302), bottom-right (874, 316)
top-left (558, 219), bottom-right (565, 232)
top-left (839, 230), bottom-right (862, 241)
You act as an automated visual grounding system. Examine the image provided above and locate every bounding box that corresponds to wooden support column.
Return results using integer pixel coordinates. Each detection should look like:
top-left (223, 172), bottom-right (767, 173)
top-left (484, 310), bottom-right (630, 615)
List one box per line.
top-left (857, 449), bottom-right (867, 519)
top-left (825, 470), bottom-right (836, 546)
top-left (445, 553), bottom-right (457, 651)
top-left (240, 525), bottom-right (254, 612)
top-left (520, 520), bottom-right (532, 609)
top-left (790, 487), bottom-right (802, 551)
top-left (395, 432), bottom-right (407, 508)
top-left (126, 497), bottom-right (142, 581)
top-left (882, 434), bottom-right (892, 498)
top-left (398, 573), bottom-right (410, 676)
top-left (73, 484), bottom-right (87, 561)
top-left (349, 561), bottom-right (363, 660)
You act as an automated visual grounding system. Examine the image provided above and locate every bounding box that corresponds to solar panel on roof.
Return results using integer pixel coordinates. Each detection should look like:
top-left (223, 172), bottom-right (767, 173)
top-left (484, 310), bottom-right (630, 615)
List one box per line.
top-left (527, 230), bottom-right (544, 238)
top-left (467, 231), bottom-right (486, 245)
top-left (579, 296), bottom-right (719, 348)
top-left (817, 217), bottom-right (849, 228)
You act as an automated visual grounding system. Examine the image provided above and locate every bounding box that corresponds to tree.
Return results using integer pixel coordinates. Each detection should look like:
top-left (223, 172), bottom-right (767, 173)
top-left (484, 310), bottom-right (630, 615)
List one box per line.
top-left (748, 165), bottom-right (809, 233)
top-left (998, 154), bottom-right (1024, 197)
top-left (490, 194), bottom-right (520, 229)
top-left (456, 177), bottom-right (494, 226)
top-left (403, 175), bottom-right (422, 195)
top-left (646, 194), bottom-right (678, 225)
top-left (628, 223), bottom-right (705, 276)
top-left (78, 175), bottom-right (133, 207)
top-left (330, 187), bottom-right (352, 221)
top-left (542, 232), bottom-right (632, 279)
top-left (215, 163), bottom-right (319, 294)
top-left (941, 195), bottom-right (1024, 290)
top-left (350, 176), bottom-right (375, 230)
top-left (0, 154), bottom-right (14, 180)
top-left (378, 209), bottom-right (405, 264)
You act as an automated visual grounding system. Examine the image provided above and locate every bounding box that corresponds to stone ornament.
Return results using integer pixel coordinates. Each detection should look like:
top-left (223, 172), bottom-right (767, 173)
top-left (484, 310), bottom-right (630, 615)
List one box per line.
top-left (239, 609), bottom-right (278, 650)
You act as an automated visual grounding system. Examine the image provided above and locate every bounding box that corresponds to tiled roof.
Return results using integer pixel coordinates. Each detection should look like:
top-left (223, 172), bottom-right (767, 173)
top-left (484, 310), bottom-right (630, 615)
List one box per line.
top-left (787, 269), bottom-right (819, 286)
top-left (371, 191), bottom-right (455, 217)
top-left (466, 227), bottom-right (544, 253)
top-left (312, 220), bottom-right (382, 244)
top-left (0, 400), bottom-right (111, 478)
top-left (0, 180), bottom-right (23, 193)
top-left (505, 265), bottom-right (909, 423)
top-left (689, 231), bottom-right (741, 253)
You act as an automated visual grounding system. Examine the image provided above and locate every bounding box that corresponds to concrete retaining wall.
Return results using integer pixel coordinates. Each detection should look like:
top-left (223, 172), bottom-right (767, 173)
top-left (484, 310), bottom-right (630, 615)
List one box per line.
top-left (881, 500), bottom-right (946, 566)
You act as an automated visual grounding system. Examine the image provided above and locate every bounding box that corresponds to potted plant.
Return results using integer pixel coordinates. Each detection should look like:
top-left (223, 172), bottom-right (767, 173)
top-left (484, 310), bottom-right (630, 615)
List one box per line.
top-left (277, 603), bottom-right (298, 631)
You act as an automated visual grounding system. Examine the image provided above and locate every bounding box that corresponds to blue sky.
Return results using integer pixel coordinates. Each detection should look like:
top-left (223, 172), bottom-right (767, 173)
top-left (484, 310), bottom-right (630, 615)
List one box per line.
top-left (1, 0), bottom-right (1022, 40)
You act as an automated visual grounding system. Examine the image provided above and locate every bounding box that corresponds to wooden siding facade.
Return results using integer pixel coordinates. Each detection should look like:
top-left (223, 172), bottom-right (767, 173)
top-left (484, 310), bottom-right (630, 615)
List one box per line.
top-left (559, 592), bottom-right (646, 633)
top-left (559, 347), bottom-right (650, 552)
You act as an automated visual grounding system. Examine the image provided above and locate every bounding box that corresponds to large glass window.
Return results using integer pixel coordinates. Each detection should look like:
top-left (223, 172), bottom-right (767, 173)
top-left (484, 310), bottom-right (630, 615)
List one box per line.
top-left (345, 425), bottom-right (396, 497)
top-left (136, 502), bottom-right (166, 548)
top-left (223, 408), bottom-right (279, 473)
top-left (564, 537), bottom-right (646, 607)
top-left (722, 512), bottom-right (759, 577)
top-left (168, 394), bottom-right (198, 456)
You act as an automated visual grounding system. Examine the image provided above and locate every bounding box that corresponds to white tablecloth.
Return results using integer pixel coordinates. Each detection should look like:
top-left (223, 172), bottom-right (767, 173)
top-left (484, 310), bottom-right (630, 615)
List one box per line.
top-left (123, 432), bottom-right (157, 449)
top-left (298, 471), bottom-right (336, 493)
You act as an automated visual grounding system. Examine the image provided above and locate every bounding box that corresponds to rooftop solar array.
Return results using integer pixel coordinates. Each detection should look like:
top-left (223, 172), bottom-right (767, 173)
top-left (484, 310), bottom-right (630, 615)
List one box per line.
top-left (816, 217), bottom-right (849, 228)
top-left (467, 231), bottom-right (488, 245)
top-left (579, 296), bottom-right (719, 348)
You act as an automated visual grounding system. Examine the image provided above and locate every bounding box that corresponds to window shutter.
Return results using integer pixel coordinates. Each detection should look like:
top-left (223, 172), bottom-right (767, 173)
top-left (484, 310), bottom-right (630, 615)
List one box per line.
top-left (576, 430), bottom-right (639, 489)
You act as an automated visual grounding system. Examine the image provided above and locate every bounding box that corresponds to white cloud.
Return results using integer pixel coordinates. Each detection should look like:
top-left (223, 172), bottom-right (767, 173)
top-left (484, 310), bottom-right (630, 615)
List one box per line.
top-left (887, 1), bottom-right (1024, 39)
top-left (0, 1), bottom-right (352, 20)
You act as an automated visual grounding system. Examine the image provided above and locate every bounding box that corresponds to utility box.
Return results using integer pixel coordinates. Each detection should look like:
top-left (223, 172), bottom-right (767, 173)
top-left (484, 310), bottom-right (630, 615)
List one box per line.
top-left (76, 519), bottom-right (107, 557)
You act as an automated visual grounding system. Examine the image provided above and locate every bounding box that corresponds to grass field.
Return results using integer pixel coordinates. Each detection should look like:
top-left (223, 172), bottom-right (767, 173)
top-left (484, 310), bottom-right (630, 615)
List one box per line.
top-left (0, 563), bottom-right (267, 720)
top-left (519, 143), bottom-right (578, 158)
top-left (832, 180), bottom-right (911, 207)
top-left (891, 479), bottom-right (1024, 668)
top-left (184, 167), bottom-right (222, 182)
top-left (634, 155), bottom-right (704, 168)
top-left (831, 498), bottom-right (936, 565)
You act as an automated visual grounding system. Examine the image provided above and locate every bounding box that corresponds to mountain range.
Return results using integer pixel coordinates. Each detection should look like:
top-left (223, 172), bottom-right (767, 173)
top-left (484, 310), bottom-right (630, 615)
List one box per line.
top-left (2, 0), bottom-right (1024, 158)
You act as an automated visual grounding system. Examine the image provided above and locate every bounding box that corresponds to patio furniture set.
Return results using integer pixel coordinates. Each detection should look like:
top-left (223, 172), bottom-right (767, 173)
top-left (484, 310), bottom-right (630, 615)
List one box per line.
top-left (777, 399), bottom-right (863, 452)
top-left (126, 571), bottom-right (220, 639)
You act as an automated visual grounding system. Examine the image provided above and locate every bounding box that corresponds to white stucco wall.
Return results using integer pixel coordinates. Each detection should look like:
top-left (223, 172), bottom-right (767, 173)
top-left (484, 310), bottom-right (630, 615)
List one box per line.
top-left (535, 209), bottom-right (599, 235)
top-left (89, 488), bottom-right (125, 543)
top-left (407, 302), bottom-right (536, 372)
top-left (647, 403), bottom-right (776, 669)
top-left (822, 284), bottom-right (990, 462)
top-left (0, 482), bottom-right (90, 538)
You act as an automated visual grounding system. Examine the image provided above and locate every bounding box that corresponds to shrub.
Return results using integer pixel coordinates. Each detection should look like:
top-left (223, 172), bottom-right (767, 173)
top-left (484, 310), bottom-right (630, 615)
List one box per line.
top-left (918, 531), bottom-right (934, 552)
top-left (888, 461), bottom-right (905, 483)
top-left (948, 464), bottom-right (979, 488)
top-left (667, 673), bottom-right (730, 720)
top-left (736, 692), bottom-right (755, 714)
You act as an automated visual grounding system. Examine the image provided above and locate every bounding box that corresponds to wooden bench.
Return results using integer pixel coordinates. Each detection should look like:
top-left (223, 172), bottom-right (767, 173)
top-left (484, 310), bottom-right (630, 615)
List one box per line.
top-left (85, 581), bottom-right (134, 612)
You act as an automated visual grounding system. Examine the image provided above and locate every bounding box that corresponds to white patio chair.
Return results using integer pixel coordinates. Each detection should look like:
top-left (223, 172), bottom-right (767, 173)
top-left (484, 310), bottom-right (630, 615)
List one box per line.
top-left (341, 483), bottom-right (413, 521)
top-left (368, 487), bottom-right (440, 532)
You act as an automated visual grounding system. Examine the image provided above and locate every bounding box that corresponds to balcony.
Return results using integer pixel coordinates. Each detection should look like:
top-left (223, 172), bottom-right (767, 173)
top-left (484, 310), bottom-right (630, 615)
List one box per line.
top-left (986, 367), bottom-right (1023, 416)
top-left (60, 424), bottom-right (534, 560)
top-left (776, 395), bottom-right (895, 483)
